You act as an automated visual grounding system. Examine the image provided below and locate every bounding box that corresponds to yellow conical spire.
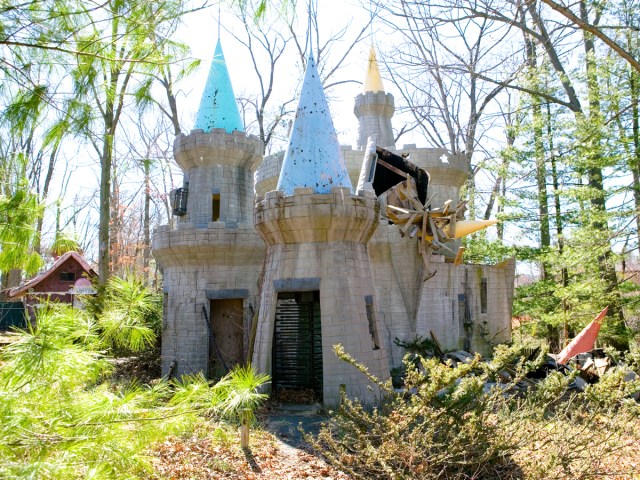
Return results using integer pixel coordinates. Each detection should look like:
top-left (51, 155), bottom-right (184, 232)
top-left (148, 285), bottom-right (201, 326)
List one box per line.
top-left (363, 44), bottom-right (385, 94)
top-left (445, 220), bottom-right (499, 239)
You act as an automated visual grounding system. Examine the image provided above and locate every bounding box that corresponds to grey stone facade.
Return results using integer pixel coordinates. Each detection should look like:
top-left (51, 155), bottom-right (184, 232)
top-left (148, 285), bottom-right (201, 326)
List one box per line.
top-left (253, 187), bottom-right (389, 406)
top-left (153, 59), bottom-right (515, 406)
top-left (354, 91), bottom-right (395, 149)
top-left (153, 129), bottom-right (264, 377)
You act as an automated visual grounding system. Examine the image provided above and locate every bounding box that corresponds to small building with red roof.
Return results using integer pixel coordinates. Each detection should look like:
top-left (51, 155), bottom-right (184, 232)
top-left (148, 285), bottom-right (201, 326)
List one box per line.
top-left (6, 251), bottom-right (97, 320)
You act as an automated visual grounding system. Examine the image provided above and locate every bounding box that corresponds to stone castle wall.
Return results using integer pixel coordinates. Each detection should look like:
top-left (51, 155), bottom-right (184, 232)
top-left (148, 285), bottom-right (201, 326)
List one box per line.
top-left (155, 108), bottom-right (515, 397)
top-left (253, 187), bottom-right (390, 406)
top-left (174, 129), bottom-right (262, 227)
top-left (154, 129), bottom-right (264, 377)
top-left (353, 92), bottom-right (396, 149)
top-left (154, 224), bottom-right (265, 376)
top-left (369, 224), bottom-right (515, 368)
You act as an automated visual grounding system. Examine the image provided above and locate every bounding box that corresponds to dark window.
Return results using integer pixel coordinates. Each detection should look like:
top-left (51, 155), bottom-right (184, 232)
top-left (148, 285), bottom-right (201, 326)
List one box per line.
top-left (212, 194), bottom-right (221, 221)
top-left (60, 272), bottom-right (76, 282)
top-left (480, 278), bottom-right (488, 313)
top-left (172, 186), bottom-right (188, 216)
top-left (365, 296), bottom-right (380, 350)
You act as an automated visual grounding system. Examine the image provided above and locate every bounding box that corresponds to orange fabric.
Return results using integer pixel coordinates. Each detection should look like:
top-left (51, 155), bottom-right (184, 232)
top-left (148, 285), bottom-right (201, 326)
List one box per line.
top-left (556, 307), bottom-right (608, 364)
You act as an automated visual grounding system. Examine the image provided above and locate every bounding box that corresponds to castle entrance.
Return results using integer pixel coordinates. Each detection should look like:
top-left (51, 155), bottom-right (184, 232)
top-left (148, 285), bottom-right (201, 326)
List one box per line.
top-left (272, 291), bottom-right (323, 402)
top-left (208, 299), bottom-right (244, 378)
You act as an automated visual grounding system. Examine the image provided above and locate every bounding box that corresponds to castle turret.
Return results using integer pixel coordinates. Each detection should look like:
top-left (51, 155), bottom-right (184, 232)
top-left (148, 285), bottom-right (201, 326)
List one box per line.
top-left (253, 53), bottom-right (389, 407)
top-left (353, 45), bottom-right (395, 149)
top-left (153, 38), bottom-right (264, 378)
top-left (193, 39), bottom-right (244, 134)
top-left (276, 55), bottom-right (352, 194)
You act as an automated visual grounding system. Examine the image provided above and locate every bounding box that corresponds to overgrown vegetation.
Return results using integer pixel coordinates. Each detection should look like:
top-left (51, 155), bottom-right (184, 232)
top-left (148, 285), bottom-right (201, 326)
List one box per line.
top-left (0, 277), bottom-right (269, 479)
top-left (86, 274), bottom-right (163, 355)
top-left (310, 344), bottom-right (640, 479)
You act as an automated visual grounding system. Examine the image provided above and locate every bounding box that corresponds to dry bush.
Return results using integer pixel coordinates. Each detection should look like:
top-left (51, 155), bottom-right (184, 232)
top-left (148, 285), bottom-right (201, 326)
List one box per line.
top-left (309, 345), bottom-right (640, 479)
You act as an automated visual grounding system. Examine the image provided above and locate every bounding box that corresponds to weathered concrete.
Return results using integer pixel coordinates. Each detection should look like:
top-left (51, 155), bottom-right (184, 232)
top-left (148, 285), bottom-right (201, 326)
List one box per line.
top-left (153, 43), bottom-right (515, 404)
top-left (253, 188), bottom-right (389, 407)
top-left (153, 129), bottom-right (264, 377)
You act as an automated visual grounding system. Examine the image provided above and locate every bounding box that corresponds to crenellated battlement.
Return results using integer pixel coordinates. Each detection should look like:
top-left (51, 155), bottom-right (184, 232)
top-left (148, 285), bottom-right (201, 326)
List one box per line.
top-left (153, 37), bottom-right (514, 397)
top-left (254, 187), bottom-right (379, 245)
top-left (174, 129), bottom-right (263, 172)
top-left (353, 92), bottom-right (395, 149)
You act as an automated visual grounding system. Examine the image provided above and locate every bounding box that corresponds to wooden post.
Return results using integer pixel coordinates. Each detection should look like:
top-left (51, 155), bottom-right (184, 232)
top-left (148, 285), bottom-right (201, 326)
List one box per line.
top-left (241, 408), bottom-right (250, 449)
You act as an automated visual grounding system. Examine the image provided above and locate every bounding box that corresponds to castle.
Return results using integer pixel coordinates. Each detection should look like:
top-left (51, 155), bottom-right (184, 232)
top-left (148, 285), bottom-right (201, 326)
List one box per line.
top-left (152, 40), bottom-right (515, 406)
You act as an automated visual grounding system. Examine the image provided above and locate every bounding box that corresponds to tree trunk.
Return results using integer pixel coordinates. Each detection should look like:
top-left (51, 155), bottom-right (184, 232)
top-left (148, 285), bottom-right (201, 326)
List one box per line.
top-left (522, 5), bottom-right (551, 278)
top-left (98, 132), bottom-right (113, 282)
top-left (33, 145), bottom-right (59, 255)
top-left (533, 99), bottom-right (551, 279)
top-left (630, 69), bottom-right (640, 247)
top-left (162, 66), bottom-right (182, 136)
top-left (580, 0), bottom-right (624, 340)
top-left (143, 158), bottom-right (151, 281)
top-left (547, 102), bottom-right (569, 344)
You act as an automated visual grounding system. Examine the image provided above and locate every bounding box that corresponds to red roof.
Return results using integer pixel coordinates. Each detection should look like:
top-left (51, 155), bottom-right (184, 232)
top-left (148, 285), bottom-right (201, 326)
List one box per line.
top-left (8, 251), bottom-right (97, 299)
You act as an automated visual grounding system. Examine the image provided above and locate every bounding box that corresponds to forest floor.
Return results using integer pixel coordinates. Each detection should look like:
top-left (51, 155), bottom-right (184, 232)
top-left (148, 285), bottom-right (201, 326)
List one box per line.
top-left (108, 356), bottom-right (349, 479)
top-left (151, 406), bottom-right (350, 479)
top-left (148, 412), bottom-right (640, 480)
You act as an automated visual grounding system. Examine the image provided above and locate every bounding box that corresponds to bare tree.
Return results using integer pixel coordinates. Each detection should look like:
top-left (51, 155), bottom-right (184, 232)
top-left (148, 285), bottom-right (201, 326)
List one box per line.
top-left (538, 0), bottom-right (640, 74)
top-left (228, 5), bottom-right (295, 153)
top-left (228, 0), bottom-right (374, 153)
top-left (121, 116), bottom-right (179, 281)
top-left (376, 0), bottom-right (518, 218)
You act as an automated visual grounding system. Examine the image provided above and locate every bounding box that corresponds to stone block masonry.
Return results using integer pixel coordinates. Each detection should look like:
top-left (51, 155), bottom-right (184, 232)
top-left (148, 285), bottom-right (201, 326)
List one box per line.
top-left (174, 130), bottom-right (262, 228)
top-left (353, 92), bottom-right (395, 149)
top-left (253, 188), bottom-right (390, 407)
top-left (153, 128), bottom-right (265, 378)
top-left (153, 44), bottom-right (516, 407)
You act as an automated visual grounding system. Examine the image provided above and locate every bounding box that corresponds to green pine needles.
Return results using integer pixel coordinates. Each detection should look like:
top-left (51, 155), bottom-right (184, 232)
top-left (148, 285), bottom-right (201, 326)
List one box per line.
top-left (0, 278), bottom-right (269, 479)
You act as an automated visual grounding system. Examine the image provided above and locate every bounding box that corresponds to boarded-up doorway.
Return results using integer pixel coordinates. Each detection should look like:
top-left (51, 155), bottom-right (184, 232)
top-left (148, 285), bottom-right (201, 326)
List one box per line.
top-left (273, 291), bottom-right (322, 402)
top-left (209, 299), bottom-right (244, 378)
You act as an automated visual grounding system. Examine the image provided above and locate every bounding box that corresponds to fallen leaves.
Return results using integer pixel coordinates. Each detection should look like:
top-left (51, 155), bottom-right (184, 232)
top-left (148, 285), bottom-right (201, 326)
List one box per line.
top-left (151, 423), bottom-right (350, 479)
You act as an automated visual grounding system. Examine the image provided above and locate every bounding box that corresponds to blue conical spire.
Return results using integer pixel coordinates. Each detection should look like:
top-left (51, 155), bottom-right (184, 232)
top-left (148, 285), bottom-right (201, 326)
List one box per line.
top-left (276, 53), bottom-right (352, 195)
top-left (193, 39), bottom-right (244, 133)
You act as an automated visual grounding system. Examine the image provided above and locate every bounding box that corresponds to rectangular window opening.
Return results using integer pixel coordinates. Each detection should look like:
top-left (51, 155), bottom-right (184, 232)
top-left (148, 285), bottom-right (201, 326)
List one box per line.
top-left (212, 194), bottom-right (221, 222)
top-left (60, 272), bottom-right (76, 282)
top-left (480, 278), bottom-right (488, 313)
top-left (365, 297), bottom-right (380, 350)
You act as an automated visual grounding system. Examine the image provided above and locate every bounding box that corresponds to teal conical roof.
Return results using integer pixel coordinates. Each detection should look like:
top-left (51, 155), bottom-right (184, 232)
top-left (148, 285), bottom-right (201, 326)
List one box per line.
top-left (193, 39), bottom-right (244, 133)
top-left (276, 53), bottom-right (352, 195)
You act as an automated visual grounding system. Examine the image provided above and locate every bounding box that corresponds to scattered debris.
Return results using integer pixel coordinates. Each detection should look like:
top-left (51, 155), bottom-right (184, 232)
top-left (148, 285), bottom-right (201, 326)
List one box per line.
top-left (394, 331), bottom-right (640, 400)
top-left (443, 350), bottom-right (475, 367)
top-left (274, 388), bottom-right (318, 405)
top-left (377, 157), bottom-right (497, 279)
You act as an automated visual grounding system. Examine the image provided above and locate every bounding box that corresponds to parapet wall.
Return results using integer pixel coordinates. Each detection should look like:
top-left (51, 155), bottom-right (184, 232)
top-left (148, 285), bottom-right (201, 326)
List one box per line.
top-left (252, 186), bottom-right (390, 406)
top-left (255, 145), bottom-right (469, 210)
top-left (174, 129), bottom-right (263, 228)
top-left (353, 92), bottom-right (395, 149)
top-left (254, 187), bottom-right (379, 245)
top-left (174, 129), bottom-right (263, 171)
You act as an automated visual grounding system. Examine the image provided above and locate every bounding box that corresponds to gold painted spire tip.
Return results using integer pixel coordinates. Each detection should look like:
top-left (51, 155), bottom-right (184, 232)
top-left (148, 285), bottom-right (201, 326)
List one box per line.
top-left (363, 44), bottom-right (385, 94)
